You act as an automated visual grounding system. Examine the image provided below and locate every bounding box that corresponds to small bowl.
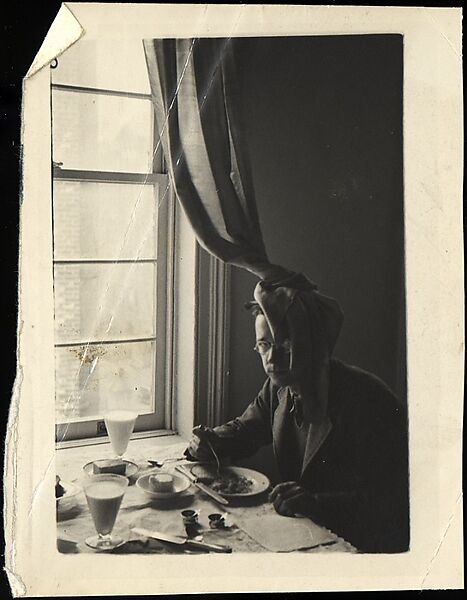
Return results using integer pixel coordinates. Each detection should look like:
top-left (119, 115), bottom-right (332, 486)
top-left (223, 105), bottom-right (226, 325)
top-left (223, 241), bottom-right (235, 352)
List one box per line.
top-left (56, 480), bottom-right (82, 511)
top-left (136, 472), bottom-right (190, 499)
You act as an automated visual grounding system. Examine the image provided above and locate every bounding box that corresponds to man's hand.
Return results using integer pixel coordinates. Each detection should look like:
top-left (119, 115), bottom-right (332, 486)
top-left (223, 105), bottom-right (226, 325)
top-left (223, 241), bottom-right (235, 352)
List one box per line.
top-left (269, 481), bottom-right (316, 517)
top-left (185, 425), bottom-right (219, 461)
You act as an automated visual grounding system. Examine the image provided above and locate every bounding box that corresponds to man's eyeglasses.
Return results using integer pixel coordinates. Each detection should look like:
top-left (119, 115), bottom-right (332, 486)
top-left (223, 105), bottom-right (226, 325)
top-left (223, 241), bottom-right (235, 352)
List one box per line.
top-left (253, 340), bottom-right (292, 355)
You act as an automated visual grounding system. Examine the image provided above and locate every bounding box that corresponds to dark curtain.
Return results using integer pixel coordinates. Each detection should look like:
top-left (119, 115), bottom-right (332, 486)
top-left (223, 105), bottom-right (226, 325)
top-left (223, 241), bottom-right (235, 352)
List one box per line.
top-left (143, 37), bottom-right (286, 280)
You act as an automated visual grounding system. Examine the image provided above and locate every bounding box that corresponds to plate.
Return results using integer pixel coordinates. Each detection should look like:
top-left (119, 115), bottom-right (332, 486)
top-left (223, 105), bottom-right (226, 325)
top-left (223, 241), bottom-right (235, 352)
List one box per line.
top-left (83, 459), bottom-right (139, 479)
top-left (56, 480), bottom-right (81, 509)
top-left (190, 464), bottom-right (270, 498)
top-left (136, 472), bottom-right (191, 499)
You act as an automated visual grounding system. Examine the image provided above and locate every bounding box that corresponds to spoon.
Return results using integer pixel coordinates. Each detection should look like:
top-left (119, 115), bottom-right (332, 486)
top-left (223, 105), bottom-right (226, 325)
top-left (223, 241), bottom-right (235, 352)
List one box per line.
top-left (205, 438), bottom-right (221, 478)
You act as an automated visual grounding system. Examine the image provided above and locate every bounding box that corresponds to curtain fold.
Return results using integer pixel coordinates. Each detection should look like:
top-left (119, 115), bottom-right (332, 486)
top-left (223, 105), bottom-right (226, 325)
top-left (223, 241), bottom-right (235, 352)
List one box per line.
top-left (143, 37), bottom-right (287, 280)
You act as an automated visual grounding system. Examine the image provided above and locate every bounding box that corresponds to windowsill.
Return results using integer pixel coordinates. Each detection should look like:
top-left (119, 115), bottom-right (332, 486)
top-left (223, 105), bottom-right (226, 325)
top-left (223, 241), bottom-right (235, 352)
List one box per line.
top-left (55, 428), bottom-right (178, 451)
top-left (55, 432), bottom-right (189, 483)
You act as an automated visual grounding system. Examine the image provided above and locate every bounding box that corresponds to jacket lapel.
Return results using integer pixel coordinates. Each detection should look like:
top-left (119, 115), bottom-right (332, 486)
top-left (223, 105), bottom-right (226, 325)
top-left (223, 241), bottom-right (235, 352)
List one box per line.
top-left (300, 417), bottom-right (333, 478)
top-left (300, 376), bottom-right (342, 479)
top-left (272, 387), bottom-right (334, 481)
top-left (272, 387), bottom-right (293, 479)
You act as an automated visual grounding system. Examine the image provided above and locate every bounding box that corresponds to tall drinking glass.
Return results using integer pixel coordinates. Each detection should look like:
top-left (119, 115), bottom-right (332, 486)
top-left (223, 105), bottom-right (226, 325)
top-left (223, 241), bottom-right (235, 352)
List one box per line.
top-left (83, 474), bottom-right (129, 550)
top-left (104, 410), bottom-right (138, 459)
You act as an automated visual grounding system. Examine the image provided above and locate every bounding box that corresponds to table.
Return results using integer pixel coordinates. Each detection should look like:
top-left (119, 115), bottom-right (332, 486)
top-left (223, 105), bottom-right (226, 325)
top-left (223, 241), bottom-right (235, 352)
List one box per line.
top-left (56, 435), bottom-right (356, 554)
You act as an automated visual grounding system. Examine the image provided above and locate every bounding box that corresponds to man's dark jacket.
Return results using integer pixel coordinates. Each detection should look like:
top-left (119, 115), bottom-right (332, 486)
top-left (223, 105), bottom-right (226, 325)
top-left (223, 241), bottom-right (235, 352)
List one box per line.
top-left (213, 358), bottom-right (410, 553)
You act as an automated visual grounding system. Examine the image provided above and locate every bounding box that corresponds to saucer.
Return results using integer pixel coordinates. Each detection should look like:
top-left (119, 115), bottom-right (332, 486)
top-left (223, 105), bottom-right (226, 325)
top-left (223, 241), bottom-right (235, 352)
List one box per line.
top-left (83, 459), bottom-right (139, 479)
top-left (136, 472), bottom-right (191, 499)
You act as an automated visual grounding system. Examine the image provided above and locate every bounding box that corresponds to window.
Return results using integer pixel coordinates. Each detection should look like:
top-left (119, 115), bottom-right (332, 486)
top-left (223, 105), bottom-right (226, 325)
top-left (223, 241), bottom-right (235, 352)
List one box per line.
top-left (51, 39), bottom-right (229, 445)
top-left (51, 41), bottom-right (175, 442)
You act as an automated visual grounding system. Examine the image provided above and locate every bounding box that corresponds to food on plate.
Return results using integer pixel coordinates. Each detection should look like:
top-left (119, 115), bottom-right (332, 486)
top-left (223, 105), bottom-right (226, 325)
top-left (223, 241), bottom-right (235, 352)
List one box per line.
top-left (205, 472), bottom-right (253, 495)
top-left (92, 459), bottom-right (127, 476)
top-left (55, 475), bottom-right (65, 499)
top-left (148, 473), bottom-right (174, 493)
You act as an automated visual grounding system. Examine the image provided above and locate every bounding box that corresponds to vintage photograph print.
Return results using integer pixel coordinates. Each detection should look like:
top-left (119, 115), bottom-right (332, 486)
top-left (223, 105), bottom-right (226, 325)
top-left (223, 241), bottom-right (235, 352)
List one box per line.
top-left (52, 34), bottom-right (409, 557)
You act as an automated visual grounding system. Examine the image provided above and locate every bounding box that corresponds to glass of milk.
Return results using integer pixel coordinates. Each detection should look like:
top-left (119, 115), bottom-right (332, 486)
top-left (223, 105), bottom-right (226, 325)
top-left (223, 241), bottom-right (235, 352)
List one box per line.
top-left (83, 474), bottom-right (129, 550)
top-left (104, 410), bottom-right (138, 459)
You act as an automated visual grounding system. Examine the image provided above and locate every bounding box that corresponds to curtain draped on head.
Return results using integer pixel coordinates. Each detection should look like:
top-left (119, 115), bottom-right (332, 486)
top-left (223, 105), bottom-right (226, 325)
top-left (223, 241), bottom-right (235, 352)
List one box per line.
top-left (253, 272), bottom-right (343, 422)
top-left (144, 38), bottom-right (344, 417)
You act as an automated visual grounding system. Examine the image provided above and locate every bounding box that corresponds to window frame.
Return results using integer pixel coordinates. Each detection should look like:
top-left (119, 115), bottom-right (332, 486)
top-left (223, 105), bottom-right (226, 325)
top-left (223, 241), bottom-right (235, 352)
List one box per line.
top-left (194, 251), bottom-right (231, 428)
top-left (51, 84), bottom-right (231, 449)
top-left (52, 83), bottom-right (175, 444)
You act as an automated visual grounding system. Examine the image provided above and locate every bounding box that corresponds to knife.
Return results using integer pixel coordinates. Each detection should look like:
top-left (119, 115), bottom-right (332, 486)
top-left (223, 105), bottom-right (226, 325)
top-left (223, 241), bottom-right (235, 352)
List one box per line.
top-left (132, 527), bottom-right (232, 553)
top-left (175, 464), bottom-right (229, 506)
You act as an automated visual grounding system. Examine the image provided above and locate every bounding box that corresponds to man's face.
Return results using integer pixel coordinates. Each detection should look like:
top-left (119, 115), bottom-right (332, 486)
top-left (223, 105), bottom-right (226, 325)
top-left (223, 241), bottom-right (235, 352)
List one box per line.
top-left (255, 315), bottom-right (295, 387)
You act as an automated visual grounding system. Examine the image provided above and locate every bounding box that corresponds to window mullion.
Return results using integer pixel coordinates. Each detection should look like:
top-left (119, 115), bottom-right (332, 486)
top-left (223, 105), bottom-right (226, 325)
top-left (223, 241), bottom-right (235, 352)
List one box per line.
top-left (53, 259), bottom-right (157, 265)
top-left (53, 168), bottom-right (166, 185)
top-left (55, 336), bottom-right (157, 348)
top-left (51, 82), bottom-right (152, 101)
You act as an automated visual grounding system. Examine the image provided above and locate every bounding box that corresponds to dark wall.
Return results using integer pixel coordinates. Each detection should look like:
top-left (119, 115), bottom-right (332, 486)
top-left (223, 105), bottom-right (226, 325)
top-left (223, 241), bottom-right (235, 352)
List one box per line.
top-left (225, 36), bottom-right (405, 478)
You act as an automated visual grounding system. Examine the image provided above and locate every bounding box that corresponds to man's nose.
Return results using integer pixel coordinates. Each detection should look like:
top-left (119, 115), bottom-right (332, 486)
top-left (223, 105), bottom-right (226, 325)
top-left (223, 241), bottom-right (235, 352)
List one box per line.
top-left (269, 345), bottom-right (281, 361)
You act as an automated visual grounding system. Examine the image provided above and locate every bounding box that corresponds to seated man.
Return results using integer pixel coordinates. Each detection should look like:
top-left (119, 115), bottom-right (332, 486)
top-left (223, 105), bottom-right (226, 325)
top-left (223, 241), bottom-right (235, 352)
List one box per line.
top-left (186, 272), bottom-right (409, 553)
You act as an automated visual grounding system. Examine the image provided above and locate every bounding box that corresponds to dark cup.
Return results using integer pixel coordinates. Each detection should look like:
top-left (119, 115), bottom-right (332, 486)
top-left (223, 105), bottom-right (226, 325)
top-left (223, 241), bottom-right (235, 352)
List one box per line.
top-left (208, 513), bottom-right (225, 529)
top-left (181, 509), bottom-right (198, 525)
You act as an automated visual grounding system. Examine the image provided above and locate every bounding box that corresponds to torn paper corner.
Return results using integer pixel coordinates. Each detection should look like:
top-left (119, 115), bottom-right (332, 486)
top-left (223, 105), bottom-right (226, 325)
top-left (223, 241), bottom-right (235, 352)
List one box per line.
top-left (4, 566), bottom-right (27, 598)
top-left (25, 3), bottom-right (84, 80)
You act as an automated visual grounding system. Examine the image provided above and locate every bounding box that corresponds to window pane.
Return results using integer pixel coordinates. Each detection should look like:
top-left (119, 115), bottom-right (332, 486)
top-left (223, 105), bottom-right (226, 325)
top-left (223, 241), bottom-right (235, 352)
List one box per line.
top-left (53, 181), bottom-right (158, 260)
top-left (55, 341), bottom-right (155, 422)
top-left (54, 263), bottom-right (156, 343)
top-left (51, 39), bottom-right (151, 94)
top-left (52, 89), bottom-right (153, 173)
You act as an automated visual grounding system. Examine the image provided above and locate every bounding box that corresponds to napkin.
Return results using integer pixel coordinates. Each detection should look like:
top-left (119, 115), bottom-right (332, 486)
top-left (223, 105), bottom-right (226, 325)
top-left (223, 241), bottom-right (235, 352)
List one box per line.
top-left (132, 512), bottom-right (187, 539)
top-left (236, 511), bottom-right (336, 552)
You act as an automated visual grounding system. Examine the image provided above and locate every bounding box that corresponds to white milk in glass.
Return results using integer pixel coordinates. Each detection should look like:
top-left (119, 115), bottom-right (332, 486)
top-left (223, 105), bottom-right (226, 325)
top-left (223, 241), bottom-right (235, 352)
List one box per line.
top-left (104, 410), bottom-right (138, 456)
